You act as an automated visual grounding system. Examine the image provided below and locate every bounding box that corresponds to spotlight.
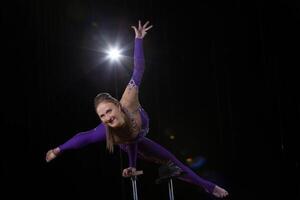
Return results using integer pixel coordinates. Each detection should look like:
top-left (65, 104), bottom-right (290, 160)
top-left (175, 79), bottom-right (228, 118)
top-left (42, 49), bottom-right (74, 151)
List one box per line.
top-left (106, 47), bottom-right (121, 61)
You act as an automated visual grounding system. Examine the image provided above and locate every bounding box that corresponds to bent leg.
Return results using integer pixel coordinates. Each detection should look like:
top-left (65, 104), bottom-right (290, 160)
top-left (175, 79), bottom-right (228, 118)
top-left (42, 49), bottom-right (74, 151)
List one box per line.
top-left (137, 137), bottom-right (216, 194)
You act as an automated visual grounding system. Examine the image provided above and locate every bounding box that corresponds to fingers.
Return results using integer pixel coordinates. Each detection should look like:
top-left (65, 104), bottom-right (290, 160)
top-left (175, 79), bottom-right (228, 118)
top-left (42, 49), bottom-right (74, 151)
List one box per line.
top-left (144, 25), bottom-right (153, 31)
top-left (131, 26), bottom-right (137, 31)
top-left (143, 21), bottom-right (149, 28)
top-left (131, 26), bottom-right (137, 33)
top-left (122, 167), bottom-right (136, 177)
top-left (136, 20), bottom-right (153, 30)
top-left (131, 26), bottom-right (138, 36)
top-left (142, 21), bottom-right (152, 31)
top-left (123, 169), bottom-right (131, 177)
top-left (132, 20), bottom-right (153, 38)
top-left (122, 171), bottom-right (126, 177)
top-left (122, 170), bottom-right (130, 177)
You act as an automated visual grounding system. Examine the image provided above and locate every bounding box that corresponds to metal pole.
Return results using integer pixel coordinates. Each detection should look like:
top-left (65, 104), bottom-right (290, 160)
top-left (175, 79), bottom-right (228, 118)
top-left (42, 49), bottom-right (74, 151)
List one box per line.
top-left (168, 178), bottom-right (174, 200)
top-left (131, 176), bottom-right (138, 200)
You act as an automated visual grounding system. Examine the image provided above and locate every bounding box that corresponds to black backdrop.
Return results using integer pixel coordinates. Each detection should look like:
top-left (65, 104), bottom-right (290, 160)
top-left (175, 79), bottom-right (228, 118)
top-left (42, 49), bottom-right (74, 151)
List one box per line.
top-left (2, 0), bottom-right (300, 200)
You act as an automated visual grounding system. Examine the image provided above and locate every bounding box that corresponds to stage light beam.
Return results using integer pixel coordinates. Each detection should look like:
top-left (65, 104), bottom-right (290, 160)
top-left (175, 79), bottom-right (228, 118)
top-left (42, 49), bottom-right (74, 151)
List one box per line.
top-left (106, 47), bottom-right (122, 62)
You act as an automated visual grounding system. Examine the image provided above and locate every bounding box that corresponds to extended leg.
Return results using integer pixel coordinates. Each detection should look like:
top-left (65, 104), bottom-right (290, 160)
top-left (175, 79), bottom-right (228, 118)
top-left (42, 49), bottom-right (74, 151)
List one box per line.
top-left (137, 137), bottom-right (216, 194)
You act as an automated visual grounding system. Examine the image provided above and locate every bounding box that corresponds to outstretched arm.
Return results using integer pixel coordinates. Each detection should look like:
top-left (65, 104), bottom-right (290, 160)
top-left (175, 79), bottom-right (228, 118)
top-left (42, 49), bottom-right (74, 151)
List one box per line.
top-left (130, 20), bottom-right (153, 87)
top-left (121, 20), bottom-right (152, 177)
top-left (120, 20), bottom-right (153, 110)
top-left (121, 142), bottom-right (138, 177)
top-left (45, 123), bottom-right (106, 162)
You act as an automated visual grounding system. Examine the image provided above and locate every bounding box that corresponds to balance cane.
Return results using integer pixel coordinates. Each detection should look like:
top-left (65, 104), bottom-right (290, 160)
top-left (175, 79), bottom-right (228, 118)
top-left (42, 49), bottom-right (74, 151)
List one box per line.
top-left (127, 170), bottom-right (143, 200)
top-left (156, 176), bottom-right (175, 200)
top-left (156, 161), bottom-right (184, 200)
top-left (167, 178), bottom-right (175, 200)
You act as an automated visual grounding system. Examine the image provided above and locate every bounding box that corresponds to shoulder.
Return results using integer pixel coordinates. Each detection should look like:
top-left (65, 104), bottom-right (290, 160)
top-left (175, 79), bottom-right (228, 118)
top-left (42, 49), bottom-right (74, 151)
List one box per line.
top-left (120, 86), bottom-right (140, 109)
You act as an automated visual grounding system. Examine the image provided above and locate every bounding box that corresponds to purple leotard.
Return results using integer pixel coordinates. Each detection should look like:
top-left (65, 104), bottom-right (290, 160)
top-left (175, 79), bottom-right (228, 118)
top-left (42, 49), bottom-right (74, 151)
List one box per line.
top-left (58, 38), bottom-right (216, 194)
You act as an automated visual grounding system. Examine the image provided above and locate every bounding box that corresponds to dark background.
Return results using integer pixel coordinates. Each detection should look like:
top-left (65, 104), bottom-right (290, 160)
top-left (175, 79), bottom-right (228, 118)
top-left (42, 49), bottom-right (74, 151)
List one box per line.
top-left (2, 0), bottom-right (300, 199)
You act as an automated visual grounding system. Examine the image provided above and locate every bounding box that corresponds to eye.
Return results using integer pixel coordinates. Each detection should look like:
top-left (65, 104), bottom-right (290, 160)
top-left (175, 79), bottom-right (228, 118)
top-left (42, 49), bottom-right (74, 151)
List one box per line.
top-left (106, 109), bottom-right (112, 114)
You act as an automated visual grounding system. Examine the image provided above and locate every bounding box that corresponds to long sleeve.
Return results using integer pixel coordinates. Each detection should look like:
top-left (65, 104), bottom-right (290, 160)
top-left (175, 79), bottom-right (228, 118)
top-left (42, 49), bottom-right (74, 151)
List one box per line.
top-left (120, 39), bottom-right (145, 168)
top-left (127, 142), bottom-right (138, 168)
top-left (59, 123), bottom-right (106, 153)
top-left (131, 38), bottom-right (145, 87)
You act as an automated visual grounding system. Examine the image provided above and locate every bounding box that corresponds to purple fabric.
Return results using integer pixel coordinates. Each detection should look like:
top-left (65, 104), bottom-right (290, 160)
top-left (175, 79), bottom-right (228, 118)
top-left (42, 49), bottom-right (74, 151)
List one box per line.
top-left (59, 123), bottom-right (106, 152)
top-left (139, 107), bottom-right (150, 131)
top-left (121, 107), bottom-right (149, 167)
top-left (126, 142), bottom-right (138, 167)
top-left (119, 109), bottom-right (216, 193)
top-left (122, 38), bottom-right (147, 167)
top-left (56, 38), bottom-right (216, 194)
top-left (136, 137), bottom-right (216, 194)
top-left (131, 38), bottom-right (145, 87)
top-left (57, 112), bottom-right (216, 193)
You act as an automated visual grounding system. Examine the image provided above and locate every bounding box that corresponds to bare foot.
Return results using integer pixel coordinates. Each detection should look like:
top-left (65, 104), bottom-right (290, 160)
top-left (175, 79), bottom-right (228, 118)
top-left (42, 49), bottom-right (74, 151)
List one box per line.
top-left (45, 147), bottom-right (61, 162)
top-left (212, 185), bottom-right (229, 198)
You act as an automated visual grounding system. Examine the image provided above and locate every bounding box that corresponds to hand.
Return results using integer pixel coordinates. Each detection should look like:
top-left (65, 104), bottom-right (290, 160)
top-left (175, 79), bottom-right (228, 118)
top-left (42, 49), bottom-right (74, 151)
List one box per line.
top-left (131, 20), bottom-right (153, 39)
top-left (122, 167), bottom-right (136, 177)
top-left (45, 147), bottom-right (60, 162)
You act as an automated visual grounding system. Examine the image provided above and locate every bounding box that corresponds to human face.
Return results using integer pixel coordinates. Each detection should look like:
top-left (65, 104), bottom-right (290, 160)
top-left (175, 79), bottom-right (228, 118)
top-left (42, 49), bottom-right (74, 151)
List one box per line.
top-left (96, 102), bottom-right (125, 128)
